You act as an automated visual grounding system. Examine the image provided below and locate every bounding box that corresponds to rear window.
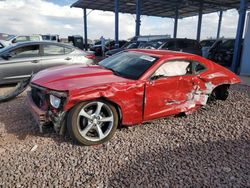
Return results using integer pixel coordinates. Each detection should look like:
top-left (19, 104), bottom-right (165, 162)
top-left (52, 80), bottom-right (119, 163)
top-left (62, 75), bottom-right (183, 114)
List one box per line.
top-left (65, 47), bottom-right (74, 54)
top-left (43, 45), bottom-right (65, 55)
top-left (193, 61), bottom-right (206, 74)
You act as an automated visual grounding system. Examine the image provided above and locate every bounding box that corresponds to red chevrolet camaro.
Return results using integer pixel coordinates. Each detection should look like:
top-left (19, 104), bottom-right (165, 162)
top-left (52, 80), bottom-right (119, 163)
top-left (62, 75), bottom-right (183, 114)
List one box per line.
top-left (27, 49), bottom-right (240, 145)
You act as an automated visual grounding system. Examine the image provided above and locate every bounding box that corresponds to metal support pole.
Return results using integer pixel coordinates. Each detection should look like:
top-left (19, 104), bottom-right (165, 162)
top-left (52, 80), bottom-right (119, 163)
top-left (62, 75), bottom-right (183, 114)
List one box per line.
top-left (114, 0), bottom-right (119, 48)
top-left (231, 0), bottom-right (247, 73)
top-left (83, 8), bottom-right (88, 51)
top-left (196, 1), bottom-right (203, 41)
top-left (217, 11), bottom-right (223, 39)
top-left (173, 6), bottom-right (179, 38)
top-left (135, 0), bottom-right (141, 36)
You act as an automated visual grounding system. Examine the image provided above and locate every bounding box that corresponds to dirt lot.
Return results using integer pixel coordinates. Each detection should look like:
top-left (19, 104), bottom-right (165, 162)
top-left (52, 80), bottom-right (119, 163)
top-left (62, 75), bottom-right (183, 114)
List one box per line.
top-left (0, 85), bottom-right (249, 187)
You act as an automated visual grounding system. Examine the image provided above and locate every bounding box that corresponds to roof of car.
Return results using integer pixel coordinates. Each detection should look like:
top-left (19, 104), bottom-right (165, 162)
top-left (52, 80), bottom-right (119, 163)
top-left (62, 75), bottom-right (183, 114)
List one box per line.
top-left (128, 49), bottom-right (197, 58)
top-left (0, 41), bottom-right (77, 54)
top-left (13, 41), bottom-right (71, 46)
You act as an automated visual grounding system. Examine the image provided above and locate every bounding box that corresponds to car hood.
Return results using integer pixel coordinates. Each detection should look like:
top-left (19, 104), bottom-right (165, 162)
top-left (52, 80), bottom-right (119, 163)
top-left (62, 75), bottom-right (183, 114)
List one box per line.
top-left (31, 65), bottom-right (130, 91)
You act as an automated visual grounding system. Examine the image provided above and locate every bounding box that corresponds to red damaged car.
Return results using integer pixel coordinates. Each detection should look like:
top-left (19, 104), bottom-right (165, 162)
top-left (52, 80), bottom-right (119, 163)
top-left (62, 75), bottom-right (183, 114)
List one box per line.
top-left (27, 49), bottom-right (240, 145)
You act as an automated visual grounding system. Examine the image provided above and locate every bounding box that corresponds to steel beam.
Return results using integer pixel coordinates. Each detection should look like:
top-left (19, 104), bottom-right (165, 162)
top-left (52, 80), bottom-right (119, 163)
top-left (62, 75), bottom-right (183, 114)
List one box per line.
top-left (114, 0), bottom-right (119, 48)
top-left (231, 0), bottom-right (248, 73)
top-left (196, 1), bottom-right (203, 41)
top-left (217, 11), bottom-right (223, 39)
top-left (135, 0), bottom-right (141, 36)
top-left (174, 6), bottom-right (179, 38)
top-left (83, 8), bottom-right (88, 51)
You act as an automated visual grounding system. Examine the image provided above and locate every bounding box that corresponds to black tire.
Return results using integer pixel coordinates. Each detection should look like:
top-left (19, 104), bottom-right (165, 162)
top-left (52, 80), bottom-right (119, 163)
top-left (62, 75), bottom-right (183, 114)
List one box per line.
top-left (67, 100), bottom-right (119, 146)
top-left (0, 77), bottom-right (31, 103)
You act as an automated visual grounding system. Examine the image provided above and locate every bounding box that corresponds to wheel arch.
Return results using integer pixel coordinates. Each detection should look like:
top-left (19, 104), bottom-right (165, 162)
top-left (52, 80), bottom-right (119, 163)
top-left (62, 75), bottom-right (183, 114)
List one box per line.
top-left (210, 83), bottom-right (231, 101)
top-left (66, 96), bottom-right (123, 126)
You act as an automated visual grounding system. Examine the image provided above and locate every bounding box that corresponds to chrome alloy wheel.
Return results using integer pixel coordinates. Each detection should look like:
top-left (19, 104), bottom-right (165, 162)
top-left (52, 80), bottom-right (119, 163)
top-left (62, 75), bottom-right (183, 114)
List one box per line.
top-left (77, 101), bottom-right (114, 142)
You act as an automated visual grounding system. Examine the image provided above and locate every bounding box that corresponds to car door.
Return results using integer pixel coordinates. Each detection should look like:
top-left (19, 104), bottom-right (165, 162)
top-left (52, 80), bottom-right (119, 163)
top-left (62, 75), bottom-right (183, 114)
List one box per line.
top-left (0, 44), bottom-right (42, 84)
top-left (176, 61), bottom-right (208, 107)
top-left (40, 44), bottom-right (73, 69)
top-left (143, 60), bottom-right (193, 121)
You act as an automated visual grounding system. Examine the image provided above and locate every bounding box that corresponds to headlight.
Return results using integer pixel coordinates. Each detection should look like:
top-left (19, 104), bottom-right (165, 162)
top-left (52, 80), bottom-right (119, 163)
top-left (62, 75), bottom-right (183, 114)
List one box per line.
top-left (50, 95), bottom-right (61, 109)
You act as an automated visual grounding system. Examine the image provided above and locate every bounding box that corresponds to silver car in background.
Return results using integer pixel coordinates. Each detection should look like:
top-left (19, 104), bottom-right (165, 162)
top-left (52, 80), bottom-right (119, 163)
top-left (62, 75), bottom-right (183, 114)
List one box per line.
top-left (0, 41), bottom-right (95, 85)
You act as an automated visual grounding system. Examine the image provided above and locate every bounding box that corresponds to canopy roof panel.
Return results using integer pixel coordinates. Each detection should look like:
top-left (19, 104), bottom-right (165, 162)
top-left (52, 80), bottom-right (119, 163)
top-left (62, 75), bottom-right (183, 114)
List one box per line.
top-left (71, 0), bottom-right (250, 19)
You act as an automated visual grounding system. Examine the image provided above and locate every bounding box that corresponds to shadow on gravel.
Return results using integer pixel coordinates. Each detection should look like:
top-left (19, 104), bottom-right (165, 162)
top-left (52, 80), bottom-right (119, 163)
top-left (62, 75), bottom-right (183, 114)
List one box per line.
top-left (109, 137), bottom-right (250, 187)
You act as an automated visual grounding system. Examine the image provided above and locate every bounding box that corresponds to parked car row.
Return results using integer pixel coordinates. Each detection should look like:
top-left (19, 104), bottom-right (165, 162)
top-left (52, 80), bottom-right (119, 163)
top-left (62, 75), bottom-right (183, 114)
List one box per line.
top-left (90, 40), bottom-right (127, 56)
top-left (103, 37), bottom-right (240, 68)
top-left (105, 38), bottom-right (202, 57)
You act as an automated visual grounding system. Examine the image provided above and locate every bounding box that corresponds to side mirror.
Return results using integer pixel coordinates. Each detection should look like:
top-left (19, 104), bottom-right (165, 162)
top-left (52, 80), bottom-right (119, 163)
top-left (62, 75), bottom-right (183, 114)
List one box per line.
top-left (150, 74), bottom-right (164, 80)
top-left (1, 53), bottom-right (11, 60)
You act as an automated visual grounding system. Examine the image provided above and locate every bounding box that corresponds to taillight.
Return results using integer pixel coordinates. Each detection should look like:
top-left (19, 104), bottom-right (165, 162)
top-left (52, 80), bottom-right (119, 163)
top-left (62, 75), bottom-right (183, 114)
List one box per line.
top-left (85, 54), bottom-right (96, 59)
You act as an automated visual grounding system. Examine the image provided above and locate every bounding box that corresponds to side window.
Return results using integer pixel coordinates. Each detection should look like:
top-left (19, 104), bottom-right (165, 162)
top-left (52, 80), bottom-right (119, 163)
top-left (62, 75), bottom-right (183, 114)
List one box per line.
top-left (10, 45), bottom-right (39, 59)
top-left (43, 45), bottom-right (65, 55)
top-left (64, 47), bottom-right (74, 54)
top-left (154, 61), bottom-right (191, 77)
top-left (193, 61), bottom-right (206, 74)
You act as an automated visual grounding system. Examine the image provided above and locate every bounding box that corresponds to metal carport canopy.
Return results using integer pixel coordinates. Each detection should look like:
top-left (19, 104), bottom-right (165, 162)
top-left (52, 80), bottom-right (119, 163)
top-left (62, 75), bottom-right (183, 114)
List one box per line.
top-left (71, 0), bottom-right (248, 19)
top-left (71, 0), bottom-right (249, 74)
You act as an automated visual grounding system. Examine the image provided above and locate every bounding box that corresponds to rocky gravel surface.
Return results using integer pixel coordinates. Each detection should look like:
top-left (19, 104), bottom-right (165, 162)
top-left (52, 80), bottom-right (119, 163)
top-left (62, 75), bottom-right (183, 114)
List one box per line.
top-left (0, 85), bottom-right (249, 187)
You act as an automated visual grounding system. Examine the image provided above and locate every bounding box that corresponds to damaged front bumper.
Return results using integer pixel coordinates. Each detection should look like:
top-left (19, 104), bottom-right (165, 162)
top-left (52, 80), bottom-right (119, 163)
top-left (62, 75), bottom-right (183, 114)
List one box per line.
top-left (27, 91), bottom-right (49, 133)
top-left (26, 90), bottom-right (67, 134)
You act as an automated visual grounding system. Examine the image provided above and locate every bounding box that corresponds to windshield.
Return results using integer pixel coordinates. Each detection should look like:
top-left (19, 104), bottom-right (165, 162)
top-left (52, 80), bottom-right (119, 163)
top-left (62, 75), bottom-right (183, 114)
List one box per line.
top-left (99, 51), bottom-right (158, 80)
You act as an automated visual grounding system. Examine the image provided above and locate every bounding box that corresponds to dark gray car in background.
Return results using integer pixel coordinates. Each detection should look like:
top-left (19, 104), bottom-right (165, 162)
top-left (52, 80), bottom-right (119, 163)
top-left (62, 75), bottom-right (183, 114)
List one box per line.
top-left (0, 41), bottom-right (95, 85)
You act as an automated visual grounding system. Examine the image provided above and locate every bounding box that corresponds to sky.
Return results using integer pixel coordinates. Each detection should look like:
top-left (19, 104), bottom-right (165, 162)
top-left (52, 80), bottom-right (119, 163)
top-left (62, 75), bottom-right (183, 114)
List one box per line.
top-left (0, 0), bottom-right (246, 40)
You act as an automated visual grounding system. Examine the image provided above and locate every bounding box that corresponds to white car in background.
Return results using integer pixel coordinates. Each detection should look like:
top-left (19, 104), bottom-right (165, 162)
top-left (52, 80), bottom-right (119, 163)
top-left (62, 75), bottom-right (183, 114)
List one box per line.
top-left (2, 35), bottom-right (43, 46)
top-left (10, 35), bottom-right (43, 44)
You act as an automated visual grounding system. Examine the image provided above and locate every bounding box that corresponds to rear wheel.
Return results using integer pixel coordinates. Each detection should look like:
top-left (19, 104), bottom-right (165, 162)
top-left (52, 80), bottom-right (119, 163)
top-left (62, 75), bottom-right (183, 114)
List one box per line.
top-left (67, 100), bottom-right (119, 145)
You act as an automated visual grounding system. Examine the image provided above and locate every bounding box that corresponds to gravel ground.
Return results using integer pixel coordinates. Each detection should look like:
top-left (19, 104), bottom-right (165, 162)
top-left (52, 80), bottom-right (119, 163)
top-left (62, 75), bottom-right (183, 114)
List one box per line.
top-left (0, 85), bottom-right (249, 187)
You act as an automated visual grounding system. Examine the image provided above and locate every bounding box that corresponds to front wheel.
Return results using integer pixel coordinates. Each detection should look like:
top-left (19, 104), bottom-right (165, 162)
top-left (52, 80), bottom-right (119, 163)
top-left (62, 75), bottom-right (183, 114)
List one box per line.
top-left (67, 100), bottom-right (119, 145)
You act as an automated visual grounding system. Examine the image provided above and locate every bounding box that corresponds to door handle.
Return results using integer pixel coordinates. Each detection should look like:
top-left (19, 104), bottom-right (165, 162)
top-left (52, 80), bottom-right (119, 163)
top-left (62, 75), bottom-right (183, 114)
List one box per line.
top-left (65, 57), bottom-right (72, 60)
top-left (31, 60), bottom-right (39, 63)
